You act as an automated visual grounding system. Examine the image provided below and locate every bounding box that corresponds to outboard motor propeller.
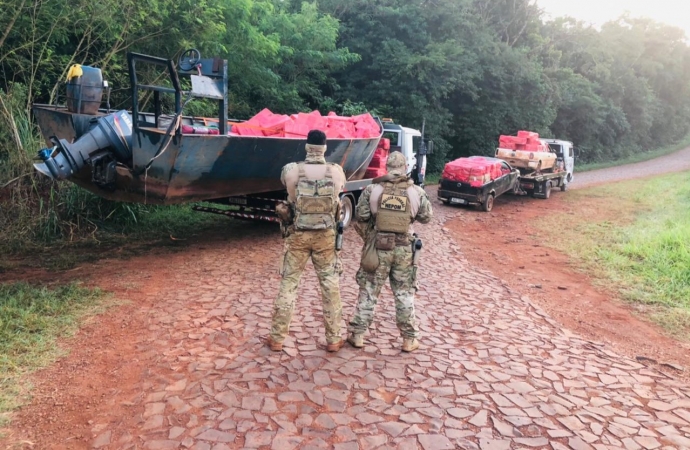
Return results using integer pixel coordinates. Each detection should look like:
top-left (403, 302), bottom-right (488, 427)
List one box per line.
top-left (34, 110), bottom-right (133, 181)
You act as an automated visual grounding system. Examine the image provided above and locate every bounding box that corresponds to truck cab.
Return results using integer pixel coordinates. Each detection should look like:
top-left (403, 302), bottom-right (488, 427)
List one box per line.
top-left (541, 139), bottom-right (575, 186)
top-left (381, 120), bottom-right (429, 186)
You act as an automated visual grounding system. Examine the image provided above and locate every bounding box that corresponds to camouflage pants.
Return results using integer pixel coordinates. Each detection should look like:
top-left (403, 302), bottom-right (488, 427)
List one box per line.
top-left (348, 245), bottom-right (419, 339)
top-left (271, 228), bottom-right (343, 345)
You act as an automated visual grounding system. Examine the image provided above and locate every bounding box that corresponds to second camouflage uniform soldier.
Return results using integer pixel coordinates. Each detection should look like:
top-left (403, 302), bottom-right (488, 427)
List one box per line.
top-left (347, 151), bottom-right (433, 352)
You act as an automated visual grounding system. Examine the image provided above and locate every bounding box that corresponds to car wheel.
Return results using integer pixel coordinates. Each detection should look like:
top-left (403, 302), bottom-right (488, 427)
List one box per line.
top-left (482, 194), bottom-right (494, 212)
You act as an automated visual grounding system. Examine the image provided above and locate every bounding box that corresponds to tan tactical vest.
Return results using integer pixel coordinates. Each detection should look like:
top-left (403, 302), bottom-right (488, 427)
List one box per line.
top-left (376, 181), bottom-right (411, 234)
top-left (293, 163), bottom-right (338, 230)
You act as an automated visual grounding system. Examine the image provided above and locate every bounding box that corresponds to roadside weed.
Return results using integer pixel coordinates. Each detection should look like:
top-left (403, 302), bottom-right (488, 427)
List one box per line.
top-left (0, 282), bottom-right (109, 423)
top-left (540, 172), bottom-right (690, 338)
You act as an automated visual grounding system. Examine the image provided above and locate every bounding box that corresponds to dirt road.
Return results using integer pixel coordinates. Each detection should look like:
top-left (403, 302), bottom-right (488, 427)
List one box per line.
top-left (4, 172), bottom-right (690, 449)
top-left (571, 146), bottom-right (690, 188)
top-left (3, 147), bottom-right (690, 449)
top-left (449, 145), bottom-right (690, 375)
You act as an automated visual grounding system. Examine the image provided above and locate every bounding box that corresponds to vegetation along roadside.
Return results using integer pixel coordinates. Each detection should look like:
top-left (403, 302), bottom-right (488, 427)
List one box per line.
top-left (3, 0), bottom-right (690, 252)
top-left (0, 282), bottom-right (110, 425)
top-left (537, 172), bottom-right (690, 338)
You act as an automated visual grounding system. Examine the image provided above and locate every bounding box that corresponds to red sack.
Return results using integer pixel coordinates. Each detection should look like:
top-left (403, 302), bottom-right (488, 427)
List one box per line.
top-left (261, 113), bottom-right (291, 136)
top-left (499, 135), bottom-right (527, 145)
top-left (522, 144), bottom-right (542, 151)
top-left (518, 130), bottom-right (539, 139)
top-left (365, 167), bottom-right (387, 179)
top-left (232, 109), bottom-right (379, 139)
top-left (369, 154), bottom-right (388, 166)
top-left (442, 157), bottom-right (503, 187)
top-left (284, 120), bottom-right (310, 138)
top-left (181, 125), bottom-right (219, 135)
top-left (231, 108), bottom-right (273, 136)
top-left (352, 114), bottom-right (380, 139)
top-left (294, 112), bottom-right (327, 132)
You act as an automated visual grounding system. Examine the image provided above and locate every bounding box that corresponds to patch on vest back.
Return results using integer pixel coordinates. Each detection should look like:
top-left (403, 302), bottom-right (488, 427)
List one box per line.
top-left (298, 196), bottom-right (333, 213)
top-left (380, 194), bottom-right (408, 211)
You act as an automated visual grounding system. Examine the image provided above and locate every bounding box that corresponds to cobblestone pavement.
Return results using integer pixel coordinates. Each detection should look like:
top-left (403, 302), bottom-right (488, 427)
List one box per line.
top-left (85, 195), bottom-right (690, 450)
top-left (571, 146), bottom-right (690, 189)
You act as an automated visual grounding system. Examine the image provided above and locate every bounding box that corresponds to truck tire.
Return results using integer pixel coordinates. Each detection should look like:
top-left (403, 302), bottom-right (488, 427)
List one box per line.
top-left (482, 194), bottom-right (495, 212)
top-left (533, 182), bottom-right (551, 199)
top-left (340, 195), bottom-right (354, 228)
top-left (543, 182), bottom-right (551, 199)
top-left (560, 181), bottom-right (568, 192)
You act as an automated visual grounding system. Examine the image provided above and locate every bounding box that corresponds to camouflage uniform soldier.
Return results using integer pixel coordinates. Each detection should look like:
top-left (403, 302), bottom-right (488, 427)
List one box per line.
top-left (347, 152), bottom-right (433, 352)
top-left (268, 130), bottom-right (346, 353)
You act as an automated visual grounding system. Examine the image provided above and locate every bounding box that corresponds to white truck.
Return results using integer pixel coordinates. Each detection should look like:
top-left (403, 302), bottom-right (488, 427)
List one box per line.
top-left (380, 119), bottom-right (430, 188)
top-left (335, 119), bottom-right (431, 226)
top-left (495, 138), bottom-right (576, 199)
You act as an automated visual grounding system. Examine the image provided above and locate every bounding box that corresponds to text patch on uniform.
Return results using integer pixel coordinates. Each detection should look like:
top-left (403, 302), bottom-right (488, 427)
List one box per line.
top-left (380, 194), bottom-right (408, 211)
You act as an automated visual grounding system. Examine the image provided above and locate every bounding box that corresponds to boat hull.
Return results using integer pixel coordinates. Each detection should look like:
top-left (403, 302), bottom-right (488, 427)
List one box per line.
top-left (33, 105), bottom-right (381, 204)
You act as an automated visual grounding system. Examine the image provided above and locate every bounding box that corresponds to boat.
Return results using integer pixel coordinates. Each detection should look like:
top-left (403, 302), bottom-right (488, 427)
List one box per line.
top-left (32, 50), bottom-right (382, 205)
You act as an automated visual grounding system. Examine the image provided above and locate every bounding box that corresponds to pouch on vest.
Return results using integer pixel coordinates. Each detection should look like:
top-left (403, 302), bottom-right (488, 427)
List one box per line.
top-left (360, 234), bottom-right (380, 273)
top-left (374, 232), bottom-right (396, 251)
top-left (376, 182), bottom-right (411, 234)
top-left (294, 164), bottom-right (338, 231)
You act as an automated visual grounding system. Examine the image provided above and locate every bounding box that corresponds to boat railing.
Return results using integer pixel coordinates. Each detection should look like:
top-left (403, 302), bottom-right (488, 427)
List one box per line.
top-left (127, 50), bottom-right (229, 135)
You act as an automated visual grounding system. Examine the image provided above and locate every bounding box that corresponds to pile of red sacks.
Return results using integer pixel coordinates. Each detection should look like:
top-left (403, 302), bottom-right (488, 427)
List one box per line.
top-left (231, 109), bottom-right (381, 139)
top-left (499, 130), bottom-right (547, 151)
top-left (441, 156), bottom-right (505, 187)
top-left (364, 138), bottom-right (391, 179)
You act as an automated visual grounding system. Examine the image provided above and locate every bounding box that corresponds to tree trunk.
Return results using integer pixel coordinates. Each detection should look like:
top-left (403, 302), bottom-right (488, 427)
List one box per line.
top-left (0, 0), bottom-right (27, 49)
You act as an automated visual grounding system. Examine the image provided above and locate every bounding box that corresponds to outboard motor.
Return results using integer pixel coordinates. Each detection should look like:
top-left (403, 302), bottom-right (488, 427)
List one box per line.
top-left (34, 110), bottom-right (133, 185)
top-left (65, 65), bottom-right (105, 115)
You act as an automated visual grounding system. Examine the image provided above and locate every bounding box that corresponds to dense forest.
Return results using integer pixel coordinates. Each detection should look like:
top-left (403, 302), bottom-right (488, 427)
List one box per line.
top-left (2, 0), bottom-right (690, 173)
top-left (1, 0), bottom-right (690, 245)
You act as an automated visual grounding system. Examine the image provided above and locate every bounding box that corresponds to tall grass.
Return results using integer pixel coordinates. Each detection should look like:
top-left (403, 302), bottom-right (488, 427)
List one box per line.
top-left (596, 176), bottom-right (690, 306)
top-left (0, 84), bottom-right (40, 184)
top-left (541, 172), bottom-right (690, 337)
top-left (0, 282), bottom-right (108, 423)
top-left (0, 83), bottom-right (224, 255)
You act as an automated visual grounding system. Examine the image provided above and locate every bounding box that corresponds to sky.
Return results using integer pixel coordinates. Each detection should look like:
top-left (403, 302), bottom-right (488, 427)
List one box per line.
top-left (537, 0), bottom-right (690, 36)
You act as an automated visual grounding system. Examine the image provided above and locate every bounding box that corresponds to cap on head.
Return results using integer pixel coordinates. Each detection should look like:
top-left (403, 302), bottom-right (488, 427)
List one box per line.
top-left (386, 151), bottom-right (407, 176)
top-left (306, 129), bottom-right (327, 146)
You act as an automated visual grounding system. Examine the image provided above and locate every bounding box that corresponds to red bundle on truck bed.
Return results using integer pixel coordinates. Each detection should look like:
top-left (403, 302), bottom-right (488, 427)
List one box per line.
top-left (499, 131), bottom-right (547, 151)
top-left (364, 138), bottom-right (391, 179)
top-left (441, 156), bottom-right (504, 187)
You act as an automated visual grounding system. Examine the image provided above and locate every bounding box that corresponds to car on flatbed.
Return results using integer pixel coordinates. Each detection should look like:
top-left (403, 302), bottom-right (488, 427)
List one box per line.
top-left (438, 157), bottom-right (520, 212)
top-left (496, 138), bottom-right (576, 199)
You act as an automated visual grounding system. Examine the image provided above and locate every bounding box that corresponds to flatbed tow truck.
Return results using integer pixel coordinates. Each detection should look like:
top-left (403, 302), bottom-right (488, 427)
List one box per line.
top-left (495, 138), bottom-right (576, 199)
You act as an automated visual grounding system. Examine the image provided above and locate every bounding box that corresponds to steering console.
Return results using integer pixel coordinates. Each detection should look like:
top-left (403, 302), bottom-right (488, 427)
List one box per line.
top-left (178, 48), bottom-right (201, 72)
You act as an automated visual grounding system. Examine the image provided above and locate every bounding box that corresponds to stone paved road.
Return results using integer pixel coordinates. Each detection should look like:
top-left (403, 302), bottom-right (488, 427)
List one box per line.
top-left (83, 195), bottom-right (690, 450)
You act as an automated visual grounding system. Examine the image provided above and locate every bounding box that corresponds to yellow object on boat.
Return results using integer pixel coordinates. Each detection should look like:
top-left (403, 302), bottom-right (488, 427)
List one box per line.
top-left (66, 64), bottom-right (83, 81)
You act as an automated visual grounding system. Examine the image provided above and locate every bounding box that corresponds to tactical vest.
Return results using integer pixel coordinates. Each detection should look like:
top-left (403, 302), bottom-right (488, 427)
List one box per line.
top-left (376, 181), bottom-right (411, 234)
top-left (293, 163), bottom-right (338, 231)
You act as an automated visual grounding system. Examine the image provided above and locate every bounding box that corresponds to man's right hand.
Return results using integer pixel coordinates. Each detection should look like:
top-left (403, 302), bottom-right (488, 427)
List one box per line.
top-left (276, 201), bottom-right (293, 223)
